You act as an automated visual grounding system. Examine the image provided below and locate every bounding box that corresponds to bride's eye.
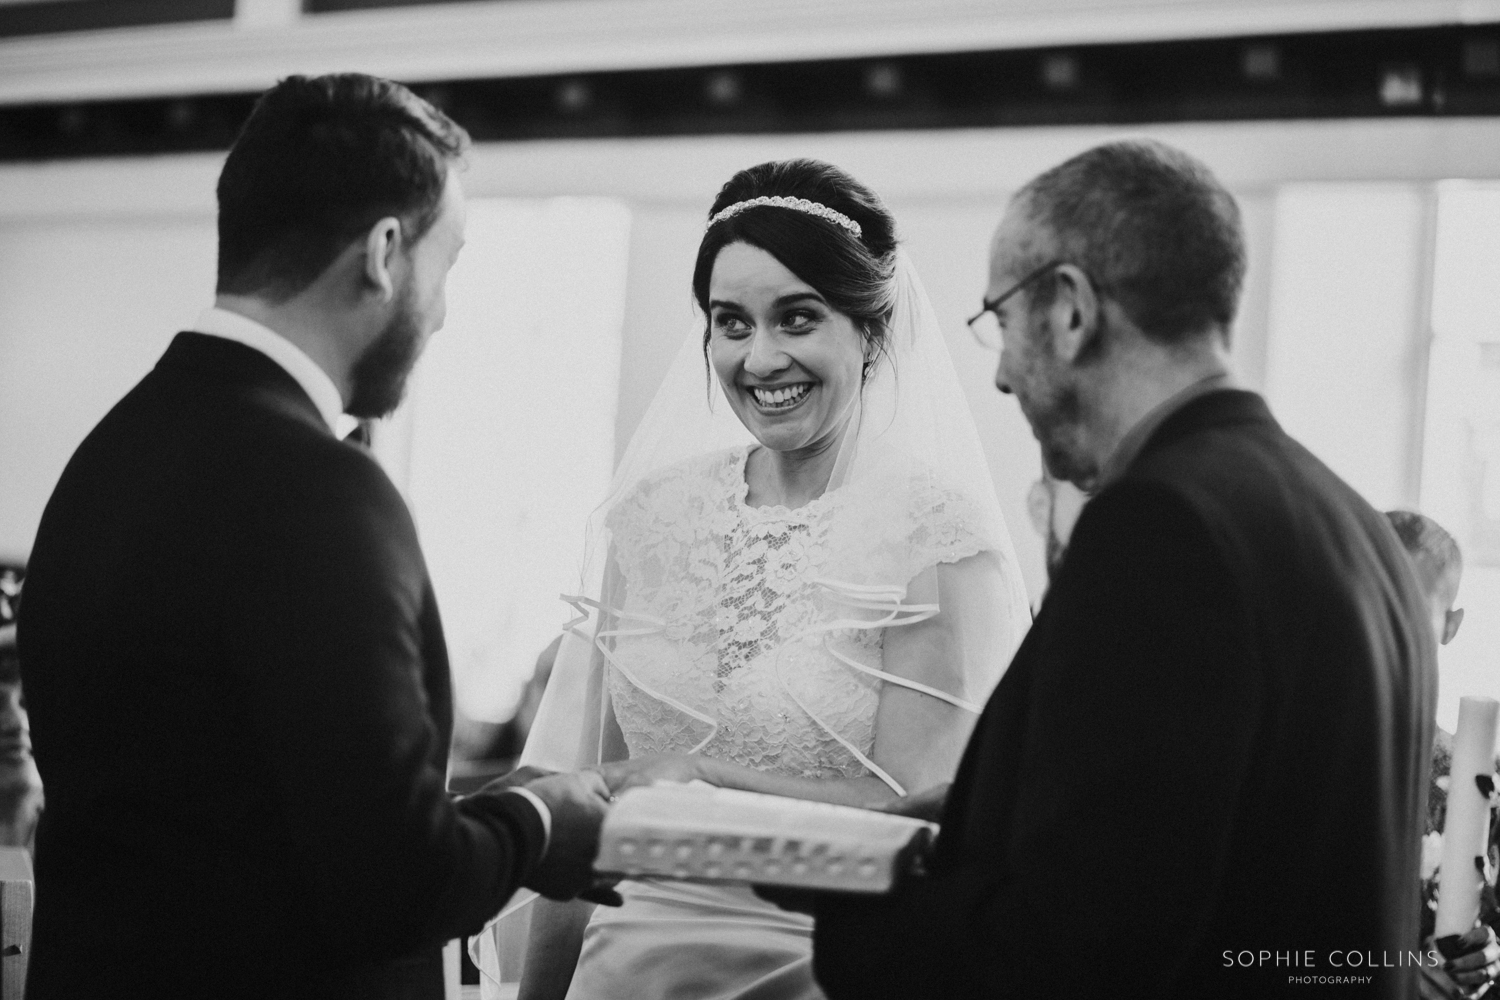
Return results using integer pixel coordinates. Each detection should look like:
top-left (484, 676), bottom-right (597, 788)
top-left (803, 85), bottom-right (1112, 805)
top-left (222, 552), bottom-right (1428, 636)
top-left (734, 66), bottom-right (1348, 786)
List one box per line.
top-left (782, 310), bottom-right (819, 334)
top-left (714, 313), bottom-right (752, 338)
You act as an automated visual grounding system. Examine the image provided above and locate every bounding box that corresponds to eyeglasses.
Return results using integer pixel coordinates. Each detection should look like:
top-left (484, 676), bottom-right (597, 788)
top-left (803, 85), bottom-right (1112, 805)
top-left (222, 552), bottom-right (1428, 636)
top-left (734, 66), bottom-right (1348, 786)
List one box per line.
top-left (966, 260), bottom-right (1065, 350)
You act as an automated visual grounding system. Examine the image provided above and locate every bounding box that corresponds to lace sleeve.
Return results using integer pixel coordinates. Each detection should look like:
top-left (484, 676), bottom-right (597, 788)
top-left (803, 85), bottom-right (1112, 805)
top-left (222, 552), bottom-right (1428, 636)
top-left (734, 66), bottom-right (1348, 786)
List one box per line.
top-left (905, 474), bottom-right (1001, 573)
top-left (844, 470), bottom-right (1028, 724)
top-left (604, 448), bottom-right (740, 602)
top-left (825, 465), bottom-right (1003, 592)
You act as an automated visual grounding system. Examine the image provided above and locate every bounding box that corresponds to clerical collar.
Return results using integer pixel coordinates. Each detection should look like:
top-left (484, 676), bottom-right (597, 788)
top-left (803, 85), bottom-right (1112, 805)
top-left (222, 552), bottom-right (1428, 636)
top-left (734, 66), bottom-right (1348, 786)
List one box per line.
top-left (1096, 373), bottom-right (1233, 490)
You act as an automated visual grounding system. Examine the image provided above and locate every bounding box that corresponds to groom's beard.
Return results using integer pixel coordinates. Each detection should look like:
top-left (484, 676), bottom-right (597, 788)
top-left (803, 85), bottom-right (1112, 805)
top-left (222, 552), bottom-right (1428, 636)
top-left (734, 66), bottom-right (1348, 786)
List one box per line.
top-left (347, 290), bottom-right (425, 419)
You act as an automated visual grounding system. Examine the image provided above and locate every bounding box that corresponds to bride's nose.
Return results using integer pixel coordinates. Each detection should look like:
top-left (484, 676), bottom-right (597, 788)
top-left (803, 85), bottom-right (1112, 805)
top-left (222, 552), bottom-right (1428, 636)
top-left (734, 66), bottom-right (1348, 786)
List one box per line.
top-left (743, 328), bottom-right (790, 378)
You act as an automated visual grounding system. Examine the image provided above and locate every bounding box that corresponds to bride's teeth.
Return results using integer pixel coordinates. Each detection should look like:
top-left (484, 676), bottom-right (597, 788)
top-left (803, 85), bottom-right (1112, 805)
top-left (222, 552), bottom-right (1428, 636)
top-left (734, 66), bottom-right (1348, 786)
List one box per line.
top-left (751, 384), bottom-right (809, 407)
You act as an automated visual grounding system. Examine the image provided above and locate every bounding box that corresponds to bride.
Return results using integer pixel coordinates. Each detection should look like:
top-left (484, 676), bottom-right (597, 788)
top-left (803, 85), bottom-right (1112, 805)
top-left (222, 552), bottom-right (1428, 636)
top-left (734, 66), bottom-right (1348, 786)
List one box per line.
top-left (474, 158), bottom-right (1032, 999)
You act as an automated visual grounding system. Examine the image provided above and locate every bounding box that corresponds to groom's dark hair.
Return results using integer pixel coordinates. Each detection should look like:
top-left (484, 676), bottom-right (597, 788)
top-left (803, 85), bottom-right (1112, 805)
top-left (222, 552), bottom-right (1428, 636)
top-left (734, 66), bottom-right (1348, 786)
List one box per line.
top-left (215, 73), bottom-right (469, 301)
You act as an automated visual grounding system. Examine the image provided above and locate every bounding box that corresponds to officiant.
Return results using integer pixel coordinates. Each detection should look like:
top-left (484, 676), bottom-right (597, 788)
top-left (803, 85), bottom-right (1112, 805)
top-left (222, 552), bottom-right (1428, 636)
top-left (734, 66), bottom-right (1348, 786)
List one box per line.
top-left (804, 140), bottom-right (1437, 1000)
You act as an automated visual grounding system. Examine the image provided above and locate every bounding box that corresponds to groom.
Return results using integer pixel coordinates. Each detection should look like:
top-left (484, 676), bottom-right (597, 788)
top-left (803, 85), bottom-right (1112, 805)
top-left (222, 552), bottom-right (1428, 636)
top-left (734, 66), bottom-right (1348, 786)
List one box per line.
top-left (18, 74), bottom-right (609, 999)
top-left (806, 141), bottom-right (1436, 999)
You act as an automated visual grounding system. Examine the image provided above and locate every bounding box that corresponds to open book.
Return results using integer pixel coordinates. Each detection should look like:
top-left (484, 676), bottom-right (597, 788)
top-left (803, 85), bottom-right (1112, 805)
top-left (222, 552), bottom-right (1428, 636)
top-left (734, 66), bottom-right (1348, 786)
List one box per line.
top-left (595, 781), bottom-right (937, 894)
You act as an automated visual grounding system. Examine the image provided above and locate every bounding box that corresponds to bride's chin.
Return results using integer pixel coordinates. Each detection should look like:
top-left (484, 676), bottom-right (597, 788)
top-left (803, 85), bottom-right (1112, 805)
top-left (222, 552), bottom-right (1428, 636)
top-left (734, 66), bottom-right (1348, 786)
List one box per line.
top-left (751, 429), bottom-right (815, 454)
top-left (739, 408), bottom-right (804, 439)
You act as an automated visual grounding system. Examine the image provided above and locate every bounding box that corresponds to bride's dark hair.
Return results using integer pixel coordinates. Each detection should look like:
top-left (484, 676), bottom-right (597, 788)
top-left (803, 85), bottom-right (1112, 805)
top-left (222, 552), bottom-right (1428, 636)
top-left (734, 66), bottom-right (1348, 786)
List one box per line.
top-left (692, 159), bottom-right (900, 375)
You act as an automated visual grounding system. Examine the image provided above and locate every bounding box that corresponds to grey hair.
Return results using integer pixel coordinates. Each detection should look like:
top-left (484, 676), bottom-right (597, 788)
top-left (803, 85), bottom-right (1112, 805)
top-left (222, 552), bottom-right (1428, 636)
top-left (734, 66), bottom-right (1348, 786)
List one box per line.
top-left (1016, 139), bottom-right (1246, 346)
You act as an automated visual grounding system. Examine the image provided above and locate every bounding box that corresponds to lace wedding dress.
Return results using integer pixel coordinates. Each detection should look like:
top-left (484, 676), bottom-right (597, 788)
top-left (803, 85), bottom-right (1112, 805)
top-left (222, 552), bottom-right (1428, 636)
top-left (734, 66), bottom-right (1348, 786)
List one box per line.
top-left (561, 444), bottom-right (996, 1000)
top-left (471, 249), bottom-right (1032, 999)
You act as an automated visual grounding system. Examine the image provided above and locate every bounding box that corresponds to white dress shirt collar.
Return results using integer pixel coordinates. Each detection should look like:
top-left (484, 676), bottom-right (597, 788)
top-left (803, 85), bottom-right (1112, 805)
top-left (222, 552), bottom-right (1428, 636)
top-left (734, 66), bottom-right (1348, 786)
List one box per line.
top-left (192, 307), bottom-right (346, 434)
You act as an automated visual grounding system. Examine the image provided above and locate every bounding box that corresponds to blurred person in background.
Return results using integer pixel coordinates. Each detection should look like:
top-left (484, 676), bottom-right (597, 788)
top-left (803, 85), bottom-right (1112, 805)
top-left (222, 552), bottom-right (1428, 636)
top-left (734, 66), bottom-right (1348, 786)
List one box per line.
top-left (1387, 510), bottom-right (1464, 656)
top-left (0, 568), bottom-right (18, 626)
top-left (0, 593), bottom-right (43, 853)
top-left (1385, 510), bottom-right (1500, 1000)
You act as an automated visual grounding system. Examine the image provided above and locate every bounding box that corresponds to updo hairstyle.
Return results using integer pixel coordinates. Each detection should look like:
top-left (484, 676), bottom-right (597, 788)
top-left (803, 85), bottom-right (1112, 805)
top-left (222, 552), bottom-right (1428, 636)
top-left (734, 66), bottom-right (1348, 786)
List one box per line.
top-left (693, 159), bottom-right (900, 379)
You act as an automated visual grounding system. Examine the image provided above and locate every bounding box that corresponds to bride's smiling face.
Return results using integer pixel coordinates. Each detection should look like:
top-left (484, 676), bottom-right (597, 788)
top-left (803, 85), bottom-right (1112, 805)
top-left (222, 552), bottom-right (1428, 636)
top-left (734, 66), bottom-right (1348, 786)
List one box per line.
top-left (708, 242), bottom-right (867, 456)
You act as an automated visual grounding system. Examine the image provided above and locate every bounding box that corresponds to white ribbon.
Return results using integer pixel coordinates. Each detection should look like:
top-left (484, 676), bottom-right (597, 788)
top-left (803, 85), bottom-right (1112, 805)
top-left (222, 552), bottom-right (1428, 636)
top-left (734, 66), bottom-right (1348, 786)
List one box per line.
top-left (562, 594), bottom-right (721, 755)
top-left (561, 576), bottom-right (978, 799)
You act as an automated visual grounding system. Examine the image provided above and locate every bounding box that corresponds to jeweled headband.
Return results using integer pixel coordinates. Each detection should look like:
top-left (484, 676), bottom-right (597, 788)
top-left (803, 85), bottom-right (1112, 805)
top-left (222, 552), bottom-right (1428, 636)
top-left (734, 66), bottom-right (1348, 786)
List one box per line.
top-left (707, 195), bottom-right (863, 239)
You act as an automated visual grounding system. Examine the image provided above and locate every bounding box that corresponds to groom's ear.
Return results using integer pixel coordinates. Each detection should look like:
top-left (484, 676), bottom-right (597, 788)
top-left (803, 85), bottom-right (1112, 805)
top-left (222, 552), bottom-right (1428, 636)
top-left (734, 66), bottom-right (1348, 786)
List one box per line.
top-left (361, 216), bottom-right (404, 304)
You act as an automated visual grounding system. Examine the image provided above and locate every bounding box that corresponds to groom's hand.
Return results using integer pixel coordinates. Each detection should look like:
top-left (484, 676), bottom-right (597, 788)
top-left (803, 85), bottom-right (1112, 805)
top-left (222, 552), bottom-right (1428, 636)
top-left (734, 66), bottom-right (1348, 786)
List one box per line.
top-left (518, 770), bottom-right (613, 902)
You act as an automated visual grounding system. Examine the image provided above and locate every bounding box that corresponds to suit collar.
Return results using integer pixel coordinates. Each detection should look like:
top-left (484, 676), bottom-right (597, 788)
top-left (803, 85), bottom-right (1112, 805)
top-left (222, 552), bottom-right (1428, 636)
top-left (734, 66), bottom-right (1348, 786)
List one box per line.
top-left (156, 332), bottom-right (331, 435)
top-left (1127, 388), bottom-right (1278, 473)
top-left (192, 307), bottom-right (344, 433)
top-left (1097, 374), bottom-right (1233, 489)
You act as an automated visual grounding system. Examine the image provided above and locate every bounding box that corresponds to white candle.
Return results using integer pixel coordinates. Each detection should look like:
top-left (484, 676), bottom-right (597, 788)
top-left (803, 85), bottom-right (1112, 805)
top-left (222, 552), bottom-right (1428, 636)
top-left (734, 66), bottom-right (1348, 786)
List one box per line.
top-left (1436, 696), bottom-right (1500, 939)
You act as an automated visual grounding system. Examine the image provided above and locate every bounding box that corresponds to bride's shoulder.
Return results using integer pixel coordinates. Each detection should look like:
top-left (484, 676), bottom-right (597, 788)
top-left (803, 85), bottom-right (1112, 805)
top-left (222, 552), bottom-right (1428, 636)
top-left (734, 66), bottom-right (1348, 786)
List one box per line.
top-left (622, 446), bottom-right (744, 503)
top-left (606, 447), bottom-right (745, 532)
top-left (852, 454), bottom-right (981, 519)
top-left (837, 457), bottom-right (1002, 567)
top-left (906, 465), bottom-right (988, 528)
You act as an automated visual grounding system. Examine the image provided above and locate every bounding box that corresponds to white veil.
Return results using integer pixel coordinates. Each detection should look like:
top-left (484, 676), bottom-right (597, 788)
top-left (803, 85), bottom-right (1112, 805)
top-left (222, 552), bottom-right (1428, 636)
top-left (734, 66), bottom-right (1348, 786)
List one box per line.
top-left (471, 248), bottom-right (1032, 992)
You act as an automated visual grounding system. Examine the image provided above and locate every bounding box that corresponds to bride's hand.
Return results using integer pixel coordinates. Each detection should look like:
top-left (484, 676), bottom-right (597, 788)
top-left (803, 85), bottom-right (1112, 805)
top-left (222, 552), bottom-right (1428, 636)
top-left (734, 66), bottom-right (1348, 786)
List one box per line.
top-left (595, 753), bottom-right (710, 795)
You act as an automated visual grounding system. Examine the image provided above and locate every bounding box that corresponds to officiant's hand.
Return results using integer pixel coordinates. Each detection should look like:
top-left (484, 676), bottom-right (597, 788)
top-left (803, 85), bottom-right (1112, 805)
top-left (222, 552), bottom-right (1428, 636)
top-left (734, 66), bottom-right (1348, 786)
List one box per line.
top-left (517, 770), bottom-right (613, 902)
top-left (880, 782), bottom-right (950, 823)
top-left (595, 753), bottom-right (708, 794)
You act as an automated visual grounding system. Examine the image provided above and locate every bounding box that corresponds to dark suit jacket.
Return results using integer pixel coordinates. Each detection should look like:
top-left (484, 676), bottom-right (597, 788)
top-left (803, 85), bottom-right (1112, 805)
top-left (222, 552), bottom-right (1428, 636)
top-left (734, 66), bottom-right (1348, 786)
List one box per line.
top-left (18, 333), bottom-right (544, 999)
top-left (813, 390), bottom-right (1436, 1000)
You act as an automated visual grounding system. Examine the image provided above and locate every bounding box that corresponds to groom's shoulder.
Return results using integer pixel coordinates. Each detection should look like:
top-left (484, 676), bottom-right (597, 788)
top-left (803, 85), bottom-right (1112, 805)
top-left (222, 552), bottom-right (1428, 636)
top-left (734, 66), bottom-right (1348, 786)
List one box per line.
top-left (229, 410), bottom-right (401, 516)
top-left (108, 349), bottom-right (403, 519)
top-left (207, 413), bottom-right (414, 563)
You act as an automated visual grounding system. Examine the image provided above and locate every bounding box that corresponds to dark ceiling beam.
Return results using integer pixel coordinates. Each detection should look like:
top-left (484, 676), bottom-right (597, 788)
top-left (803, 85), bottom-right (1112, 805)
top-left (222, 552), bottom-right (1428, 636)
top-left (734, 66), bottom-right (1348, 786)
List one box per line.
top-left (1, 23), bottom-right (1495, 161)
